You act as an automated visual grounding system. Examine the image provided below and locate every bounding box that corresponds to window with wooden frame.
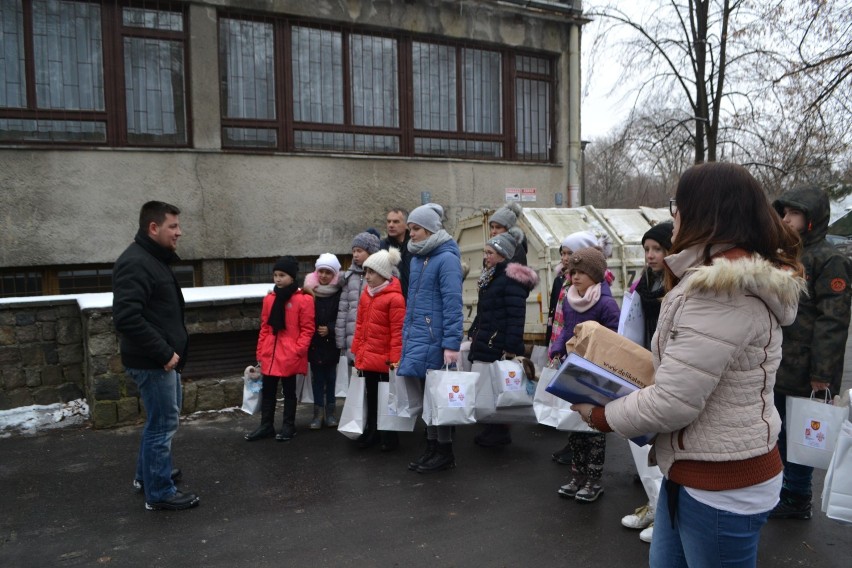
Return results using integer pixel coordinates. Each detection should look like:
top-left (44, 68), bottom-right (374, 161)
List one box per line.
top-left (217, 15), bottom-right (555, 162)
top-left (0, 0), bottom-right (189, 146)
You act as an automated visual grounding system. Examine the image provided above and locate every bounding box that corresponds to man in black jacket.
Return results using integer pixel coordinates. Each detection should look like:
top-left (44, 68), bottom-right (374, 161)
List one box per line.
top-left (113, 201), bottom-right (198, 511)
top-left (381, 207), bottom-right (412, 298)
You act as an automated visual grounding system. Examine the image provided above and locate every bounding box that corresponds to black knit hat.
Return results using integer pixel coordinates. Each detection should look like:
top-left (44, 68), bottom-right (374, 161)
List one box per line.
top-left (273, 256), bottom-right (299, 279)
top-left (642, 221), bottom-right (674, 251)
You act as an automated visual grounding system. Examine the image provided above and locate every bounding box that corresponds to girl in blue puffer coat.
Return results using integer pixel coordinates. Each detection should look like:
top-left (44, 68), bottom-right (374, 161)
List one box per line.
top-left (397, 203), bottom-right (464, 474)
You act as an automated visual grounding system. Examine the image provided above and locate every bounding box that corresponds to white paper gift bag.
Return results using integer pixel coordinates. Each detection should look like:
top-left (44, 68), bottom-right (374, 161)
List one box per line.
top-left (458, 340), bottom-right (472, 372)
top-left (378, 381), bottom-right (418, 432)
top-left (337, 375), bottom-right (366, 440)
top-left (240, 365), bottom-right (263, 415)
top-left (423, 367), bottom-right (478, 426)
top-left (533, 366), bottom-right (593, 432)
top-left (786, 391), bottom-right (848, 469)
top-left (388, 370), bottom-right (423, 418)
top-left (617, 288), bottom-right (646, 346)
top-left (821, 420), bottom-right (852, 524)
top-left (490, 359), bottom-right (534, 408)
top-left (530, 345), bottom-right (549, 372)
top-left (335, 355), bottom-right (350, 398)
top-left (296, 370), bottom-right (314, 404)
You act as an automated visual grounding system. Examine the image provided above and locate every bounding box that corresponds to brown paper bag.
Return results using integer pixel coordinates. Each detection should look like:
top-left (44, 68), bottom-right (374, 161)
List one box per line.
top-left (565, 321), bottom-right (654, 388)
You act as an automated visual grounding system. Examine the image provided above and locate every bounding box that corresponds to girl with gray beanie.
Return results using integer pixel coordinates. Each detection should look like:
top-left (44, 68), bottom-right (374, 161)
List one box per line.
top-left (397, 203), bottom-right (464, 473)
top-left (335, 231), bottom-right (381, 370)
top-left (489, 202), bottom-right (528, 265)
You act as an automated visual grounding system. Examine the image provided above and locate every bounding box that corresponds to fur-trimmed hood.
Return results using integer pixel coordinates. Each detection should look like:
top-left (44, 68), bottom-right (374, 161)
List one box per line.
top-left (505, 262), bottom-right (539, 290)
top-left (302, 270), bottom-right (341, 297)
top-left (670, 247), bottom-right (805, 327)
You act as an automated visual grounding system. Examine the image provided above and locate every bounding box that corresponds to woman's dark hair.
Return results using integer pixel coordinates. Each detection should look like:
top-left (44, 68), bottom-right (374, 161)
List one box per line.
top-left (670, 162), bottom-right (801, 272)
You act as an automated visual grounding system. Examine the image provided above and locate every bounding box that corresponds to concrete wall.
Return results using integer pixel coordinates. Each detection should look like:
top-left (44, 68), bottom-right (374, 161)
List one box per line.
top-left (0, 0), bottom-right (584, 272)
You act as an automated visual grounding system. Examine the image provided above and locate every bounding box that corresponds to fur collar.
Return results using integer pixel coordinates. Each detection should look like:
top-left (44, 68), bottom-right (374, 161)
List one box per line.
top-left (506, 263), bottom-right (539, 290)
top-left (681, 254), bottom-right (805, 325)
top-left (302, 271), bottom-right (341, 297)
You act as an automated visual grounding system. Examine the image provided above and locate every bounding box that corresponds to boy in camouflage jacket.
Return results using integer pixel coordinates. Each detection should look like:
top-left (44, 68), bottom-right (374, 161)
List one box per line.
top-left (771, 186), bottom-right (852, 519)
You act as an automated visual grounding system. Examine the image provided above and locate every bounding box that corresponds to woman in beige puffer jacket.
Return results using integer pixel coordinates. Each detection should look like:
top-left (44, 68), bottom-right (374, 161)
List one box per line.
top-left (572, 162), bottom-right (805, 568)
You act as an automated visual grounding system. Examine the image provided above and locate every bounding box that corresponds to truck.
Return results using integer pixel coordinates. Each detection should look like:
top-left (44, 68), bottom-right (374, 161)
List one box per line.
top-left (454, 205), bottom-right (672, 345)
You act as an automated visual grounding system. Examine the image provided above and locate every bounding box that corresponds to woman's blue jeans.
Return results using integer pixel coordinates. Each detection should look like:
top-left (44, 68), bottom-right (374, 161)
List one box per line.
top-left (650, 480), bottom-right (770, 568)
top-left (127, 368), bottom-right (182, 503)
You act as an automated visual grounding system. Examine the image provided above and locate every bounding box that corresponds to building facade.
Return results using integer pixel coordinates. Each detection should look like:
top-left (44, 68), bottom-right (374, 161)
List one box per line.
top-left (0, 0), bottom-right (587, 295)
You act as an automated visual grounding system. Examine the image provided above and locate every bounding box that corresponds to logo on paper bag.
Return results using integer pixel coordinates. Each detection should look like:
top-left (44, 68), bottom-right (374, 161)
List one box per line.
top-left (803, 416), bottom-right (828, 449)
top-left (447, 384), bottom-right (466, 407)
top-left (508, 371), bottom-right (516, 378)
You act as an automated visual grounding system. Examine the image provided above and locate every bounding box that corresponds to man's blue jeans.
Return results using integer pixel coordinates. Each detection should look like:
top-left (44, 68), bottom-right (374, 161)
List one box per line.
top-left (774, 392), bottom-right (814, 496)
top-left (650, 481), bottom-right (770, 568)
top-left (127, 368), bottom-right (182, 503)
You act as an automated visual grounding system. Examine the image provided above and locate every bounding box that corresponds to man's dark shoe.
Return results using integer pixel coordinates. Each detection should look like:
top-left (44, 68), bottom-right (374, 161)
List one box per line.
top-left (145, 490), bottom-right (200, 511)
top-left (245, 423), bottom-right (275, 441)
top-left (133, 468), bottom-right (182, 493)
top-left (356, 427), bottom-right (379, 449)
top-left (769, 489), bottom-right (812, 520)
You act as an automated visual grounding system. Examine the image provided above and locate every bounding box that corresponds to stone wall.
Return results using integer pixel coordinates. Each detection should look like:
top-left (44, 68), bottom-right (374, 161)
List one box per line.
top-left (1, 296), bottom-right (263, 428)
top-left (0, 300), bottom-right (85, 410)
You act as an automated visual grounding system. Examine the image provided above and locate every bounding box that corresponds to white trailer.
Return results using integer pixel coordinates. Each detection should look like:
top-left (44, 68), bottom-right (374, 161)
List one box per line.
top-left (454, 206), bottom-right (671, 344)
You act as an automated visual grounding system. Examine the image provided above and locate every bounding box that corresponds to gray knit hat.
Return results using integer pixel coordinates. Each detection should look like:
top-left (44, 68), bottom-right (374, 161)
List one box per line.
top-left (363, 247), bottom-right (402, 280)
top-left (490, 202), bottom-right (522, 230)
top-left (486, 231), bottom-right (518, 260)
top-left (567, 247), bottom-right (607, 284)
top-left (407, 203), bottom-right (444, 234)
top-left (352, 231), bottom-right (381, 254)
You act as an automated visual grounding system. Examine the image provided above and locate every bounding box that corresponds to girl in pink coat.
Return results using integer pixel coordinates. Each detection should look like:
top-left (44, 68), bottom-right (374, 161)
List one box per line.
top-left (245, 256), bottom-right (315, 442)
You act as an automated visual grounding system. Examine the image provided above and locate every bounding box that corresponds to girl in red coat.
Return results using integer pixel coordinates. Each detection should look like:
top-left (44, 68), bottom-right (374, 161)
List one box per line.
top-left (245, 256), bottom-right (315, 442)
top-left (351, 248), bottom-right (406, 451)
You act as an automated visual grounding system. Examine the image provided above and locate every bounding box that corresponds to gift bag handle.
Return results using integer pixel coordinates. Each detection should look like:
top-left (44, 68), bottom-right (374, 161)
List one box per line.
top-left (810, 389), bottom-right (833, 404)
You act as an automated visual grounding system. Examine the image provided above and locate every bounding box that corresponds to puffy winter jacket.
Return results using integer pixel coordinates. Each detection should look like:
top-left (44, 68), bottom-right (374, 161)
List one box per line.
top-left (113, 231), bottom-right (189, 371)
top-left (604, 246), bottom-right (804, 481)
top-left (397, 239), bottom-right (464, 379)
top-left (303, 271), bottom-right (342, 367)
top-left (468, 262), bottom-right (539, 362)
top-left (549, 281), bottom-right (620, 359)
top-left (256, 289), bottom-right (315, 377)
top-left (335, 264), bottom-right (366, 362)
top-left (351, 277), bottom-right (406, 373)
top-left (772, 187), bottom-right (852, 396)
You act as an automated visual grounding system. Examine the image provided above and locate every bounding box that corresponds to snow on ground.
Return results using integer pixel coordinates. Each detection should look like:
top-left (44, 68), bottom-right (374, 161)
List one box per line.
top-left (0, 399), bottom-right (90, 438)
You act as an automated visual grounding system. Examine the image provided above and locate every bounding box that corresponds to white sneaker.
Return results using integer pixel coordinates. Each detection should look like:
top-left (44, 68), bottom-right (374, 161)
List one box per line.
top-left (639, 523), bottom-right (654, 543)
top-left (621, 503), bottom-right (654, 529)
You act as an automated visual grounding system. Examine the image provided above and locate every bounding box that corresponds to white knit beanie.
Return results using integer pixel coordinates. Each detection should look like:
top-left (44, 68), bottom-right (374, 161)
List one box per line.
top-left (561, 231), bottom-right (598, 253)
top-left (362, 247), bottom-right (402, 280)
top-left (407, 203), bottom-right (444, 234)
top-left (314, 252), bottom-right (341, 275)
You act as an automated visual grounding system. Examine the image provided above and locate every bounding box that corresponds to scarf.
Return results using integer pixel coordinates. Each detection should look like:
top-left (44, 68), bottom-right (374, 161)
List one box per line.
top-left (478, 265), bottom-right (497, 291)
top-left (407, 229), bottom-right (453, 256)
top-left (312, 282), bottom-right (340, 298)
top-left (566, 282), bottom-right (602, 314)
top-left (635, 268), bottom-right (666, 344)
top-left (267, 282), bottom-right (298, 334)
top-left (367, 280), bottom-right (391, 297)
top-left (549, 269), bottom-right (571, 346)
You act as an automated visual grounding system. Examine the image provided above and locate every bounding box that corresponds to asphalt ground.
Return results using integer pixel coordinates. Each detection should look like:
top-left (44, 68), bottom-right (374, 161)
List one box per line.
top-left (1, 388), bottom-right (850, 568)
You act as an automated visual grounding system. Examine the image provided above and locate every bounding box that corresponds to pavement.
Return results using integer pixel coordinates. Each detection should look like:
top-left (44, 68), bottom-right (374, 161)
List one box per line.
top-left (2, 384), bottom-right (851, 567)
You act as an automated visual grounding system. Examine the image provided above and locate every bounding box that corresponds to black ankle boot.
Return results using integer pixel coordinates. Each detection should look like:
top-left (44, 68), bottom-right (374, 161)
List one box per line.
top-left (769, 488), bottom-right (812, 520)
top-left (276, 399), bottom-right (298, 441)
top-left (245, 393), bottom-right (276, 441)
top-left (417, 442), bottom-right (455, 473)
top-left (357, 426), bottom-right (380, 449)
top-left (380, 431), bottom-right (399, 452)
top-left (408, 439), bottom-right (437, 471)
